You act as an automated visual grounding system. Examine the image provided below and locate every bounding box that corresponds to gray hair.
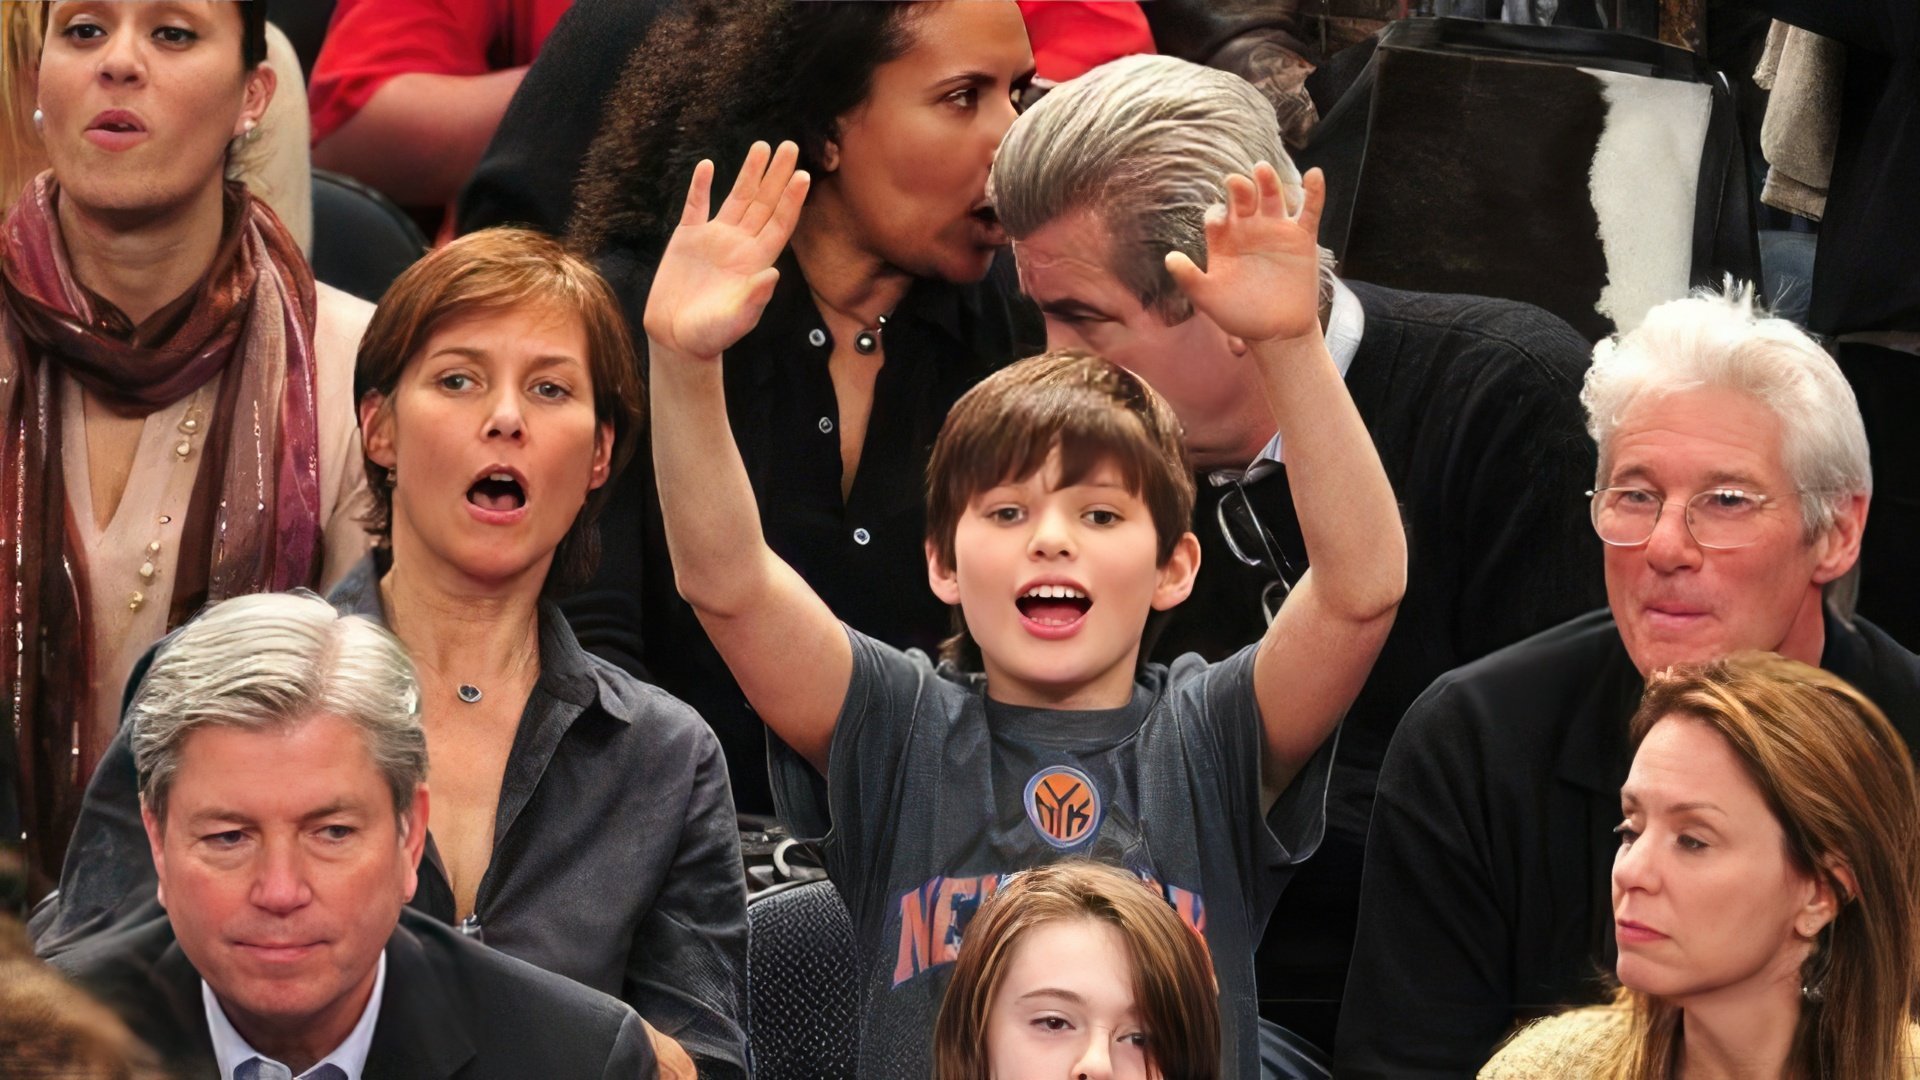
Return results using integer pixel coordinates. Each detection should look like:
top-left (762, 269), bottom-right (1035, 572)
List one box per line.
top-left (991, 53), bottom-right (1337, 324)
top-left (1582, 283), bottom-right (1871, 538)
top-left (130, 592), bottom-right (426, 824)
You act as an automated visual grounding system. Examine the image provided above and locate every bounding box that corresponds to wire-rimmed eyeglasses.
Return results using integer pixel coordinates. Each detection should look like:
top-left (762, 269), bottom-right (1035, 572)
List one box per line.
top-left (1587, 486), bottom-right (1795, 550)
top-left (1217, 479), bottom-right (1301, 625)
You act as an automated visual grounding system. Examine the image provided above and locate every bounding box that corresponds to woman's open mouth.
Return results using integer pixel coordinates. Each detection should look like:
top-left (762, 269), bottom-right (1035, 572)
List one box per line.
top-left (84, 110), bottom-right (150, 151)
top-left (467, 473), bottom-right (525, 511)
top-left (465, 469), bottom-right (529, 523)
top-left (968, 202), bottom-right (1007, 245)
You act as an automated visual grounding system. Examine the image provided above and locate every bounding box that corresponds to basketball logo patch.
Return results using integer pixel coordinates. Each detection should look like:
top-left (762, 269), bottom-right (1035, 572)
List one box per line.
top-left (1024, 766), bottom-right (1102, 850)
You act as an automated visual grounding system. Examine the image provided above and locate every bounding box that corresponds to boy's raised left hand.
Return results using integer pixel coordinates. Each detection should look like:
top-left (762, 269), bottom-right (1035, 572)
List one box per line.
top-left (1164, 164), bottom-right (1326, 346)
top-left (644, 140), bottom-right (810, 360)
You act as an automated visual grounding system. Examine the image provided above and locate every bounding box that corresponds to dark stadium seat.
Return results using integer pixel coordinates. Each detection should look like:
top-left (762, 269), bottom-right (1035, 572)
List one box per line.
top-left (309, 168), bottom-right (429, 304)
top-left (745, 880), bottom-right (861, 1079)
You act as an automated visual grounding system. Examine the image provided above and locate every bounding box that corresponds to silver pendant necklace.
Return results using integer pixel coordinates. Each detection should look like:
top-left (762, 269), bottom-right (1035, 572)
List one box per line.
top-left (852, 313), bottom-right (888, 355)
top-left (812, 288), bottom-right (891, 356)
top-left (457, 684), bottom-right (483, 704)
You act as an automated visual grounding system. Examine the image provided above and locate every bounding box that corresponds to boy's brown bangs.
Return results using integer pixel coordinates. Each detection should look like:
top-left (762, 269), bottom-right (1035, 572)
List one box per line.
top-left (927, 351), bottom-right (1195, 573)
top-left (957, 396), bottom-right (1161, 518)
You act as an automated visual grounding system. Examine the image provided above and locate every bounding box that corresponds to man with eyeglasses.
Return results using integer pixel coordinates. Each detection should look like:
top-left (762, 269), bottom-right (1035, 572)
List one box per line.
top-left (1337, 288), bottom-right (1920, 1079)
top-left (990, 54), bottom-right (1603, 1049)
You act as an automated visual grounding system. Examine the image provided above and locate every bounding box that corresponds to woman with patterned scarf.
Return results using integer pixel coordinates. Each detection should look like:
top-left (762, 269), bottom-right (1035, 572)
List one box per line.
top-left (0, 0), bottom-right (374, 896)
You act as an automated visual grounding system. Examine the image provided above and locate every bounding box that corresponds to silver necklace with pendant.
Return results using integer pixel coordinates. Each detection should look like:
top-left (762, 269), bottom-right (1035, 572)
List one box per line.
top-left (813, 288), bottom-right (891, 356)
top-left (852, 313), bottom-right (888, 355)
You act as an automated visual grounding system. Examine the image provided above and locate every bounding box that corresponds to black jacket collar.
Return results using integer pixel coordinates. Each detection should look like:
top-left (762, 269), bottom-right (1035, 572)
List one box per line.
top-left (1555, 605), bottom-right (1873, 795)
top-left (107, 907), bottom-right (476, 1080)
top-left (147, 927), bottom-right (220, 1072)
top-left (362, 917), bottom-right (477, 1080)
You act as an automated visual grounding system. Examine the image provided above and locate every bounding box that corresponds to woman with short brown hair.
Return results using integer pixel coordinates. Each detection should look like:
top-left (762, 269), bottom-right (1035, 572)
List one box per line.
top-left (42, 228), bottom-right (747, 1076)
top-left (350, 226), bottom-right (741, 1075)
top-left (351, 226), bottom-right (642, 588)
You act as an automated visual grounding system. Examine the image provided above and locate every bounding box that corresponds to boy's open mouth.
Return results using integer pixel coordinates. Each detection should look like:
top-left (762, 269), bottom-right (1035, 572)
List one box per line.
top-left (1015, 584), bottom-right (1092, 627)
top-left (467, 472), bottom-right (526, 512)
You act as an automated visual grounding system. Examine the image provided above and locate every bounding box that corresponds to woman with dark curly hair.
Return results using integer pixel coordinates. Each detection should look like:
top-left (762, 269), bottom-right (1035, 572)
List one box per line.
top-left (566, 0), bottom-right (1039, 812)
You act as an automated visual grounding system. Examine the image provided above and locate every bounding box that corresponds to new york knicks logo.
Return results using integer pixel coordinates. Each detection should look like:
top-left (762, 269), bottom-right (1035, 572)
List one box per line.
top-left (1024, 766), bottom-right (1102, 850)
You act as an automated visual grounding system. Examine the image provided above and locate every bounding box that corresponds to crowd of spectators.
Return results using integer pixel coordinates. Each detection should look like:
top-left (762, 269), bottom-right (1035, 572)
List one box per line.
top-left (3, 0), bottom-right (1916, 1078)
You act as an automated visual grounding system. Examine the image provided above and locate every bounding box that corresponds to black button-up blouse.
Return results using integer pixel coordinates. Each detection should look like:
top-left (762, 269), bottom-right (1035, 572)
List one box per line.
top-left (572, 246), bottom-right (1040, 813)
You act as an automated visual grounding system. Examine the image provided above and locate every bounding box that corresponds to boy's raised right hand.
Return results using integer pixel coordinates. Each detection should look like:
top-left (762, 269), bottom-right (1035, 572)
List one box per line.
top-left (1167, 162), bottom-right (1405, 804)
top-left (1163, 163), bottom-right (1325, 347)
top-left (643, 140), bottom-right (811, 360)
top-left (645, 137), bottom-right (852, 777)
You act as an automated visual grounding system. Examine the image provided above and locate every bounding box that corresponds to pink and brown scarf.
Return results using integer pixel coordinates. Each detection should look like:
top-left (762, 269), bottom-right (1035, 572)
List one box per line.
top-left (0, 174), bottom-right (324, 888)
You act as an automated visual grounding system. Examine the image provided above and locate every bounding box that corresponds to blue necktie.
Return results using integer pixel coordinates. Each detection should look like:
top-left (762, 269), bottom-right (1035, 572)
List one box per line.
top-left (234, 1058), bottom-right (348, 1080)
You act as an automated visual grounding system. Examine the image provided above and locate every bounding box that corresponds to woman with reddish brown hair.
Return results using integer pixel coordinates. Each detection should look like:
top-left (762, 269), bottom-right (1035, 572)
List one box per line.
top-left (40, 227), bottom-right (748, 1078)
top-left (935, 860), bottom-right (1223, 1080)
top-left (2, 0), bottom-right (372, 894)
top-left (349, 225), bottom-right (745, 1076)
top-left (1483, 652), bottom-right (1920, 1079)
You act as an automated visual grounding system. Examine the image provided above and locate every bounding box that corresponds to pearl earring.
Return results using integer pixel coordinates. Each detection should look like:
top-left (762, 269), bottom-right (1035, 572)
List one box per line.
top-left (32, 108), bottom-right (44, 132)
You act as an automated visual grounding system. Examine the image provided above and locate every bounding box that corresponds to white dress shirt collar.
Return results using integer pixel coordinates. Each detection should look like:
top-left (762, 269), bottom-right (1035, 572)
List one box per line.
top-left (1237, 276), bottom-right (1366, 478)
top-left (204, 950), bottom-right (386, 1080)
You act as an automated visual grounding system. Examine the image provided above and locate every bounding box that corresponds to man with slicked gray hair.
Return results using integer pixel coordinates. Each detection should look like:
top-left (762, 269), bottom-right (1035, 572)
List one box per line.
top-left (1339, 288), bottom-right (1920, 1077)
top-left (45, 592), bottom-right (658, 1080)
top-left (990, 52), bottom-right (1603, 1049)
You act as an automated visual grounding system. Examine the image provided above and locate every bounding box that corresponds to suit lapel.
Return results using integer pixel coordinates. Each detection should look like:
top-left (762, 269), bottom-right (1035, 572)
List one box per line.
top-left (363, 923), bottom-right (476, 1080)
top-left (149, 937), bottom-right (221, 1076)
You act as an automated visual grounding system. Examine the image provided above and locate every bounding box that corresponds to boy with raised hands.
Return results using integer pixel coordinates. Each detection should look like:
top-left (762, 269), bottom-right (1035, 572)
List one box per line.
top-left (645, 140), bottom-right (1405, 1077)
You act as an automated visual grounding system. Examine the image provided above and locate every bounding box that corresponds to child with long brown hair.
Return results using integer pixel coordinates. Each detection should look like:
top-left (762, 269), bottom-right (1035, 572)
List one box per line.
top-left (934, 860), bottom-right (1221, 1080)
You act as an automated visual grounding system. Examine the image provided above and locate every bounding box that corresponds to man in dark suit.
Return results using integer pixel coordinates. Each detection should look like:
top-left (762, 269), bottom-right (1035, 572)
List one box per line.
top-left (56, 901), bottom-right (652, 1080)
top-left (990, 53), bottom-right (1604, 1050)
top-left (49, 593), bottom-right (655, 1079)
